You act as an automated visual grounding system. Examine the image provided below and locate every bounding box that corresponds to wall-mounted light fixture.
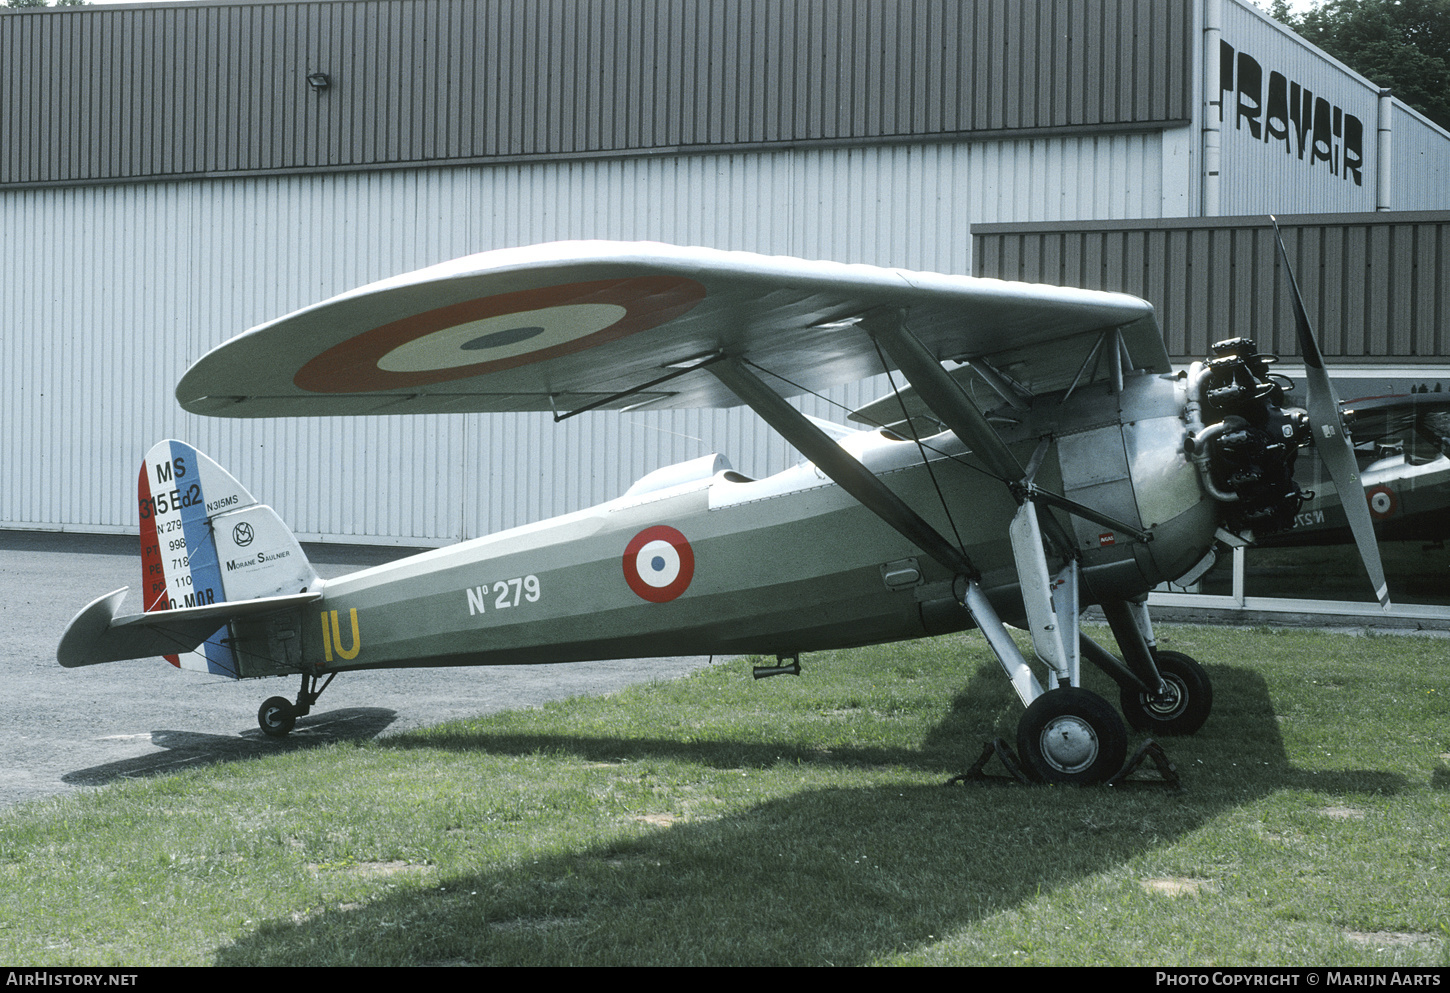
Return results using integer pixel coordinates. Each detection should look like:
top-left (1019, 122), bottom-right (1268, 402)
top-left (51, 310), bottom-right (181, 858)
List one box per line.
top-left (306, 72), bottom-right (331, 91)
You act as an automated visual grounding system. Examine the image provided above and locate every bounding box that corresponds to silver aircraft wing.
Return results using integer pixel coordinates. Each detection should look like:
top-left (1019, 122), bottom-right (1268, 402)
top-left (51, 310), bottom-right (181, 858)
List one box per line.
top-left (175, 241), bottom-right (1167, 418)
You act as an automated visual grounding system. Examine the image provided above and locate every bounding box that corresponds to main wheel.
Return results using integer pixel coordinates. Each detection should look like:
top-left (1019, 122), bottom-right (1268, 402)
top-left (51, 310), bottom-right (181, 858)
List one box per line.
top-left (258, 696), bottom-right (296, 737)
top-left (1016, 687), bottom-right (1127, 785)
top-left (1120, 650), bottom-right (1212, 736)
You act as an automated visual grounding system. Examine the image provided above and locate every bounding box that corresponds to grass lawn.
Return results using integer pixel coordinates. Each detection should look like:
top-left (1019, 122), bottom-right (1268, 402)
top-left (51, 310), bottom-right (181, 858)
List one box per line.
top-left (1, 625), bottom-right (1446, 966)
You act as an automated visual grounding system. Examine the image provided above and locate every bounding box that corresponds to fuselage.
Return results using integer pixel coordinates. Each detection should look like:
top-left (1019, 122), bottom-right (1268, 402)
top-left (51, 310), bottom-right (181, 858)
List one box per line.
top-left (290, 370), bottom-right (1220, 674)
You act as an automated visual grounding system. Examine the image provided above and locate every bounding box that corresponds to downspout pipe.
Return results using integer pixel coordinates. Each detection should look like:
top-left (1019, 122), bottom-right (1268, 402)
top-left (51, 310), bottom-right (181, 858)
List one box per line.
top-left (1377, 88), bottom-right (1394, 211)
top-left (1202, 0), bottom-right (1223, 217)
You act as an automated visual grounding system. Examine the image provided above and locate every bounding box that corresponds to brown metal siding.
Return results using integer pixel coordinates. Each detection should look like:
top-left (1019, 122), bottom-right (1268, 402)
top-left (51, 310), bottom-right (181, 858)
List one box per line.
top-left (972, 213), bottom-right (1450, 365)
top-left (1, 0), bottom-right (1193, 188)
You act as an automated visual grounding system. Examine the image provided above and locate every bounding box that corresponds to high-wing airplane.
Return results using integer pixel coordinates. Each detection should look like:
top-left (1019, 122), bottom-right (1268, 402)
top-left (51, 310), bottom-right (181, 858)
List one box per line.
top-left (57, 223), bottom-right (1390, 785)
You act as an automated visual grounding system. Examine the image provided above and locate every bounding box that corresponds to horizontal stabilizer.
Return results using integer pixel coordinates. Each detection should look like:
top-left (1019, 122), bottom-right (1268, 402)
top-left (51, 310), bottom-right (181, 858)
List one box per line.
top-left (58, 588), bottom-right (321, 668)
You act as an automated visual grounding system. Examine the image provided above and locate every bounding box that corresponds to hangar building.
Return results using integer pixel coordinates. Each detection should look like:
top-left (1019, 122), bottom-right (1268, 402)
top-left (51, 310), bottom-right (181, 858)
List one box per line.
top-left (3, 0), bottom-right (1448, 618)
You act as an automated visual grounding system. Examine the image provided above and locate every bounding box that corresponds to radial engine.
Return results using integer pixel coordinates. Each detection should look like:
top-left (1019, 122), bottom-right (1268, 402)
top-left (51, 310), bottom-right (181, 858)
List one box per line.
top-left (1186, 337), bottom-right (1314, 536)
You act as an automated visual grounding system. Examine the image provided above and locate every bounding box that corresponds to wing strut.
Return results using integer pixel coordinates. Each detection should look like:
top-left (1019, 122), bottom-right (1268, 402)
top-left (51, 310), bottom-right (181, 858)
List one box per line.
top-left (863, 314), bottom-right (1096, 696)
top-left (864, 314), bottom-right (1083, 555)
top-left (550, 352), bottom-right (725, 422)
top-left (707, 358), bottom-right (977, 578)
top-left (864, 312), bottom-right (1028, 486)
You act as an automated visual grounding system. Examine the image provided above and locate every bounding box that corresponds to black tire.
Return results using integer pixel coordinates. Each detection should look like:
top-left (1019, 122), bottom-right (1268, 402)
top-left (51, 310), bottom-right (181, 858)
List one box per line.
top-left (258, 696), bottom-right (296, 737)
top-left (1016, 687), bottom-right (1127, 785)
top-left (1120, 650), bottom-right (1212, 736)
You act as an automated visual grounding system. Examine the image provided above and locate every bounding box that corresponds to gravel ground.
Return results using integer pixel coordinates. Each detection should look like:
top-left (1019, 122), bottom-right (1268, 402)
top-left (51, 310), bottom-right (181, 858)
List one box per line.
top-left (1, 531), bottom-right (714, 810)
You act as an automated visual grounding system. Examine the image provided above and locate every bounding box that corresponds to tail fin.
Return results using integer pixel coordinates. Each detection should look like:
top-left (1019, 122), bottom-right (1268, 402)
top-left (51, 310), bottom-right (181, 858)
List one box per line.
top-left (138, 440), bottom-right (318, 675)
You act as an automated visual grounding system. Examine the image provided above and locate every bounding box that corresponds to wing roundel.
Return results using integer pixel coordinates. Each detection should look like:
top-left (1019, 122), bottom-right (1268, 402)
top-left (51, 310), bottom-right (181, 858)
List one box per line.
top-left (293, 275), bottom-right (706, 393)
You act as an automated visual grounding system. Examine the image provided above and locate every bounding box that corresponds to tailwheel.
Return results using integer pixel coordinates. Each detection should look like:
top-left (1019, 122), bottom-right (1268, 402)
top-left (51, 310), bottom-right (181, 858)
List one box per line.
top-left (1120, 650), bottom-right (1212, 736)
top-left (258, 696), bottom-right (296, 737)
top-left (1017, 687), bottom-right (1128, 785)
top-left (256, 673), bottom-right (335, 738)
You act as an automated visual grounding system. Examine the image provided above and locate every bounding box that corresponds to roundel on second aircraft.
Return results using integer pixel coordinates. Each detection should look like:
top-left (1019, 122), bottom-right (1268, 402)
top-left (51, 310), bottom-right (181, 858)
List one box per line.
top-left (1367, 484), bottom-right (1397, 519)
top-left (623, 525), bottom-right (695, 603)
top-left (293, 275), bottom-right (706, 393)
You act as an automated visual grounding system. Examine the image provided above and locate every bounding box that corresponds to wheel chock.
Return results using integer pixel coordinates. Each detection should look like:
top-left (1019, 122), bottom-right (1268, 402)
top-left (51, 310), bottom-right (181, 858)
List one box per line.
top-left (947, 738), bottom-right (1033, 785)
top-left (949, 737), bottom-right (1181, 789)
top-left (1106, 738), bottom-right (1181, 790)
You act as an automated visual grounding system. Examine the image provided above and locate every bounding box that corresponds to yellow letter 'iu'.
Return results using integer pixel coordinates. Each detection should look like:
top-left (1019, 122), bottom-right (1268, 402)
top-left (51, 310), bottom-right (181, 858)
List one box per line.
top-left (320, 608), bottom-right (361, 661)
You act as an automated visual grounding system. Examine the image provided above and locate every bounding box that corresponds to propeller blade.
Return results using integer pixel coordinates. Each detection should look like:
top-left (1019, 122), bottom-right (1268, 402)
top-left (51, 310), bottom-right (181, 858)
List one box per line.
top-left (1271, 217), bottom-right (1390, 609)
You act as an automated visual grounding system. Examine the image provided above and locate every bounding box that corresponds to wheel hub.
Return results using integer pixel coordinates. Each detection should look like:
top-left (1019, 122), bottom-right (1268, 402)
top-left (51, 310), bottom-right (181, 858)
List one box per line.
top-left (1038, 715), bottom-right (1099, 774)
top-left (1144, 675), bottom-right (1187, 717)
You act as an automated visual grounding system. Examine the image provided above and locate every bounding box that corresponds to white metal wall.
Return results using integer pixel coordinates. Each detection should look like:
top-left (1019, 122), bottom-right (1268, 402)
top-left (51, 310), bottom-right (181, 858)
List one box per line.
top-left (1213, 0), bottom-right (1450, 216)
top-left (2, 135), bottom-right (1170, 544)
top-left (1391, 105), bottom-right (1450, 210)
top-left (1215, 0), bottom-right (1378, 215)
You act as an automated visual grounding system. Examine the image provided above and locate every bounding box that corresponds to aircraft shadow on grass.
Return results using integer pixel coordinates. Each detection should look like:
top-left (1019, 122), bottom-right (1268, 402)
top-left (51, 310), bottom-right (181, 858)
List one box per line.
top-left (213, 661), bottom-right (1406, 967)
top-left (61, 707), bottom-right (399, 787)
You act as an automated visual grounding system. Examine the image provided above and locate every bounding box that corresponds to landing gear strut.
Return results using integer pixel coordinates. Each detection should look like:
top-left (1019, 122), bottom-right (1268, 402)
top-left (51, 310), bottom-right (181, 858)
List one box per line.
top-left (257, 672), bottom-right (335, 738)
top-left (962, 570), bottom-right (1205, 786)
top-left (963, 569), bottom-right (1133, 786)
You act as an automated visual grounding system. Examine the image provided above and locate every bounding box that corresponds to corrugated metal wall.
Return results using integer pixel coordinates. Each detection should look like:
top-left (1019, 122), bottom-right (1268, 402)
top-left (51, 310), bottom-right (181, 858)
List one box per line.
top-left (1, 0), bottom-right (1193, 188)
top-left (1, 136), bottom-right (1172, 543)
top-left (1391, 105), bottom-right (1450, 212)
top-left (1213, 0), bottom-right (1450, 215)
top-left (972, 212), bottom-right (1450, 366)
top-left (1215, 2), bottom-right (1378, 215)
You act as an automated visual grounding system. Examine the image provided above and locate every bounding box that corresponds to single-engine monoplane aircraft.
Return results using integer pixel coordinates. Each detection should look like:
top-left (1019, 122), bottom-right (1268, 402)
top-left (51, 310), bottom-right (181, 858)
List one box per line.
top-left (58, 221), bottom-right (1392, 784)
